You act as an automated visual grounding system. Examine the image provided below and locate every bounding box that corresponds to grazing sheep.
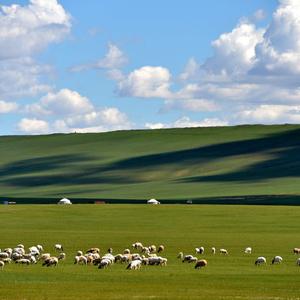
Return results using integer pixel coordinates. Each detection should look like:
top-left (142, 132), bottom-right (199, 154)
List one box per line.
top-left (211, 247), bottom-right (216, 255)
top-left (141, 247), bottom-right (150, 255)
top-left (54, 244), bottom-right (63, 251)
top-left (1, 258), bottom-right (12, 264)
top-left (86, 248), bottom-right (100, 254)
top-left (149, 245), bottom-right (156, 253)
top-left (182, 255), bottom-right (197, 263)
top-left (177, 252), bottom-right (184, 259)
top-left (0, 252), bottom-right (9, 259)
top-left (293, 248), bottom-right (300, 254)
top-left (296, 258), bottom-right (300, 266)
top-left (16, 259), bottom-right (31, 265)
top-left (11, 253), bottom-right (23, 261)
top-left (37, 245), bottom-right (44, 252)
top-left (43, 257), bottom-right (58, 267)
top-left (58, 253), bottom-right (66, 261)
top-left (195, 259), bottom-right (208, 269)
top-left (255, 256), bottom-right (267, 266)
top-left (29, 246), bottom-right (40, 256)
top-left (0, 261), bottom-right (4, 270)
top-left (132, 242), bottom-right (143, 250)
top-left (271, 256), bottom-right (283, 264)
top-left (195, 247), bottom-right (204, 254)
top-left (98, 258), bottom-right (111, 269)
top-left (158, 245), bottom-right (165, 253)
top-left (107, 247), bottom-right (113, 254)
top-left (77, 251), bottom-right (83, 256)
top-left (126, 259), bottom-right (141, 270)
top-left (244, 247), bottom-right (252, 254)
top-left (40, 253), bottom-right (51, 261)
top-left (220, 249), bottom-right (228, 255)
top-left (123, 249), bottom-right (131, 254)
top-left (17, 244), bottom-right (24, 249)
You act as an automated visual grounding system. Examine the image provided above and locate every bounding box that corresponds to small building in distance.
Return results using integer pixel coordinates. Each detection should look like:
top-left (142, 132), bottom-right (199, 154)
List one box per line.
top-left (57, 198), bottom-right (72, 205)
top-left (147, 198), bottom-right (160, 205)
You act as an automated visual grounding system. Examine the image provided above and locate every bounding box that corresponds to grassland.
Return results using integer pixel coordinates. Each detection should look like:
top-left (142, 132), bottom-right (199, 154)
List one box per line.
top-left (2, 124), bottom-right (300, 203)
top-left (0, 204), bottom-right (300, 300)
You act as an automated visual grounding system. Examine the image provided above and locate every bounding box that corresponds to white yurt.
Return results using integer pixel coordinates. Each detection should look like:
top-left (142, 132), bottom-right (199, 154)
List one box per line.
top-left (147, 198), bottom-right (160, 205)
top-left (57, 198), bottom-right (72, 205)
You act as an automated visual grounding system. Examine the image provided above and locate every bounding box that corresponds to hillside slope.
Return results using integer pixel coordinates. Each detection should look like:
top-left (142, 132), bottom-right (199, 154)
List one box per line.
top-left (2, 124), bottom-right (300, 202)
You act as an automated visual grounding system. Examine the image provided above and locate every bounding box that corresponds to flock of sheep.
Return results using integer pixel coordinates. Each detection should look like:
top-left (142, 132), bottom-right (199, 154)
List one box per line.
top-left (1, 242), bottom-right (300, 271)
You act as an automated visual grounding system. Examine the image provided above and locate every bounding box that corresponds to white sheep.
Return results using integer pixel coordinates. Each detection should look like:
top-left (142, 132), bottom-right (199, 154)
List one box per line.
top-left (182, 255), bottom-right (197, 263)
top-left (132, 242), bottom-right (143, 250)
top-left (195, 259), bottom-right (208, 269)
top-left (54, 244), bottom-right (63, 251)
top-left (43, 257), bottom-right (58, 267)
top-left (211, 247), bottom-right (216, 255)
top-left (244, 247), bottom-right (252, 254)
top-left (126, 259), bottom-right (141, 270)
top-left (255, 256), bottom-right (267, 265)
top-left (98, 258), bottom-right (111, 269)
top-left (158, 245), bottom-right (165, 253)
top-left (177, 252), bottom-right (184, 259)
top-left (40, 253), bottom-right (51, 261)
top-left (195, 247), bottom-right (204, 254)
top-left (0, 261), bottom-right (4, 270)
top-left (296, 258), bottom-right (300, 266)
top-left (58, 253), bottom-right (66, 261)
top-left (220, 249), bottom-right (228, 255)
top-left (271, 256), bottom-right (283, 264)
top-left (0, 252), bottom-right (9, 259)
top-left (16, 259), bottom-right (30, 265)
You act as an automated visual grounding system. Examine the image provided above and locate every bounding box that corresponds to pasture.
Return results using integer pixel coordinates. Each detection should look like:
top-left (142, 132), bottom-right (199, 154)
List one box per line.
top-left (0, 204), bottom-right (300, 300)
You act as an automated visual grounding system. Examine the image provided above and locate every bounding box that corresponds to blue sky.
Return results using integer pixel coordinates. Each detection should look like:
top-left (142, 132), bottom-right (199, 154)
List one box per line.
top-left (2, 0), bottom-right (300, 134)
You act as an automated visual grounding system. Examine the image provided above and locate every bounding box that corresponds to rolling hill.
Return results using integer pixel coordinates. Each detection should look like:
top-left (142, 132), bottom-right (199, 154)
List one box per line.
top-left (2, 124), bottom-right (300, 204)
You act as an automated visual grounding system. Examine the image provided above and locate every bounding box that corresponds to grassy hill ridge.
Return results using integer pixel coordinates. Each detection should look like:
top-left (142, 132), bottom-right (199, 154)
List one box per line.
top-left (2, 124), bottom-right (300, 203)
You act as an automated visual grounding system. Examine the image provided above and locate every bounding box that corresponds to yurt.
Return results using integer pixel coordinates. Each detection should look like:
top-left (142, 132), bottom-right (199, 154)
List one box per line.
top-left (147, 198), bottom-right (160, 205)
top-left (57, 198), bottom-right (72, 205)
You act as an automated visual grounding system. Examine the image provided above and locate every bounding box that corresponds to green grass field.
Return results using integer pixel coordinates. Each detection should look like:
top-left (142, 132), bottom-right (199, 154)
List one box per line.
top-left (2, 124), bottom-right (300, 203)
top-left (1, 204), bottom-right (300, 300)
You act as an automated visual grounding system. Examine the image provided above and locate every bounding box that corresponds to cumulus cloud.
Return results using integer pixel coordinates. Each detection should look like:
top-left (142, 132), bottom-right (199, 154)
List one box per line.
top-left (203, 22), bottom-right (265, 77)
top-left (70, 43), bottom-right (128, 72)
top-left (0, 100), bottom-right (18, 113)
top-left (237, 104), bottom-right (300, 124)
top-left (0, 57), bottom-right (52, 100)
top-left (0, 0), bottom-right (71, 59)
top-left (26, 89), bottom-right (94, 116)
top-left (145, 117), bottom-right (228, 130)
top-left (162, 99), bottom-right (219, 112)
top-left (17, 118), bottom-right (50, 134)
top-left (118, 66), bottom-right (172, 98)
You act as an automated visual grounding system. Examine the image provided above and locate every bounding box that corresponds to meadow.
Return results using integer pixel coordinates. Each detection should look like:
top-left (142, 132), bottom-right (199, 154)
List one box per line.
top-left (0, 204), bottom-right (300, 300)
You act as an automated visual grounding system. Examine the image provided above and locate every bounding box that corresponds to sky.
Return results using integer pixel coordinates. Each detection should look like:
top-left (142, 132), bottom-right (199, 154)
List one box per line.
top-left (2, 0), bottom-right (300, 135)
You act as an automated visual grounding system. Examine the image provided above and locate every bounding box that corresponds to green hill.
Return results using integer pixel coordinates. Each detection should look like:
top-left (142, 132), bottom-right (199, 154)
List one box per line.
top-left (2, 124), bottom-right (300, 203)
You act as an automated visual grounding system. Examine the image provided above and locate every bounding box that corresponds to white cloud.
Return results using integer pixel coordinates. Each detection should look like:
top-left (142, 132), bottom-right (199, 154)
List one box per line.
top-left (145, 122), bottom-right (166, 130)
top-left (26, 89), bottom-right (94, 116)
top-left (17, 118), bottom-right (49, 134)
top-left (204, 22), bottom-right (265, 76)
top-left (179, 58), bottom-right (200, 81)
top-left (252, 0), bottom-right (300, 75)
top-left (117, 66), bottom-right (172, 98)
top-left (163, 98), bottom-right (219, 112)
top-left (145, 117), bottom-right (228, 130)
top-left (173, 116), bottom-right (228, 128)
top-left (0, 57), bottom-right (52, 100)
top-left (0, 100), bottom-right (18, 113)
top-left (0, 0), bottom-right (71, 59)
top-left (70, 43), bottom-right (127, 72)
top-left (237, 104), bottom-right (300, 124)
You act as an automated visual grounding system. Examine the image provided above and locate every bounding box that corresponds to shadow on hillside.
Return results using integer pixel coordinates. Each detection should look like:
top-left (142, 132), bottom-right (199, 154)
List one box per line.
top-left (1, 128), bottom-right (300, 187)
top-left (101, 128), bottom-right (300, 182)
